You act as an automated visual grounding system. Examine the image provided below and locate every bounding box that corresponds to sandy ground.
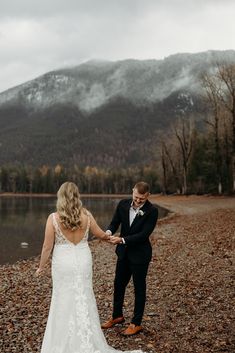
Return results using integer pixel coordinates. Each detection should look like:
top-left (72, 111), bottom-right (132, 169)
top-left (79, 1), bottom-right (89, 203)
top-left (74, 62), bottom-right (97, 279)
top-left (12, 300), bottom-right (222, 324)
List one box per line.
top-left (150, 194), bottom-right (235, 215)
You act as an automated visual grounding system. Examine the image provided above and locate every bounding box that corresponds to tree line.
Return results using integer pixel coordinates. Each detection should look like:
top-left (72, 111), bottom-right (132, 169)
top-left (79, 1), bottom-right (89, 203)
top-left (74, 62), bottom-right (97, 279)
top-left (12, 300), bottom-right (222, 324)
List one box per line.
top-left (161, 61), bottom-right (235, 194)
top-left (0, 164), bottom-right (160, 194)
top-left (0, 62), bottom-right (235, 195)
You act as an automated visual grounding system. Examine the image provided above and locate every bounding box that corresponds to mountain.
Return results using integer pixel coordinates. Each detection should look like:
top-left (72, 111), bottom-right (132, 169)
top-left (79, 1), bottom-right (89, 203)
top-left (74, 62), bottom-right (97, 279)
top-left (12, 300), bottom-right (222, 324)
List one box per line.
top-left (0, 50), bottom-right (235, 167)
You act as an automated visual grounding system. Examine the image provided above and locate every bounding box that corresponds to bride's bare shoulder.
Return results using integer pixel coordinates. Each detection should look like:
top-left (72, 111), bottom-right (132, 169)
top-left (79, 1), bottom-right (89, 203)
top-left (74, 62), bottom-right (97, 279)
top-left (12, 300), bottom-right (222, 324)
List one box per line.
top-left (81, 208), bottom-right (95, 224)
top-left (81, 208), bottom-right (92, 217)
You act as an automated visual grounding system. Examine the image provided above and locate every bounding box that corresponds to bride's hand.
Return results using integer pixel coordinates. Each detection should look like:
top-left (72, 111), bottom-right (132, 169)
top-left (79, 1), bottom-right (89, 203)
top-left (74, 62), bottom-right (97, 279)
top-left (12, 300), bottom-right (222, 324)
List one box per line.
top-left (35, 268), bottom-right (43, 277)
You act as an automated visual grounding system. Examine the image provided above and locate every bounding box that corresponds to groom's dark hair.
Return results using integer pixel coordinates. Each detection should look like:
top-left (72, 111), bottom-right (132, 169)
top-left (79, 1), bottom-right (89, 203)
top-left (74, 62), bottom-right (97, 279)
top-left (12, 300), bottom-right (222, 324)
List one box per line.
top-left (133, 181), bottom-right (150, 194)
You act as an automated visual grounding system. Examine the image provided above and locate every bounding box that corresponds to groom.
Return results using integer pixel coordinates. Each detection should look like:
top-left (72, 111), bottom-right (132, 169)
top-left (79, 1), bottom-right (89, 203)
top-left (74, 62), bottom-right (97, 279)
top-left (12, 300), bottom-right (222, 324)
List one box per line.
top-left (102, 181), bottom-right (158, 335)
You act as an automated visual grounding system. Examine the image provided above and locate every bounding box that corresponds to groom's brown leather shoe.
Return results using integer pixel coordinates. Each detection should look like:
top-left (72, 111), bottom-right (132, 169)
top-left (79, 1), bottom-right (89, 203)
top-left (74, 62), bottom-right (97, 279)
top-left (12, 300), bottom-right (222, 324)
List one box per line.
top-left (122, 323), bottom-right (143, 336)
top-left (101, 316), bottom-right (125, 329)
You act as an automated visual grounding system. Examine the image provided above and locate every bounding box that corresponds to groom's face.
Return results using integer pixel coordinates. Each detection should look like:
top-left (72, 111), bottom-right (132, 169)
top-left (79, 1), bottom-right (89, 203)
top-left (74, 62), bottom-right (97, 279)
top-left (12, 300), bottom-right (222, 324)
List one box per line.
top-left (132, 188), bottom-right (149, 208)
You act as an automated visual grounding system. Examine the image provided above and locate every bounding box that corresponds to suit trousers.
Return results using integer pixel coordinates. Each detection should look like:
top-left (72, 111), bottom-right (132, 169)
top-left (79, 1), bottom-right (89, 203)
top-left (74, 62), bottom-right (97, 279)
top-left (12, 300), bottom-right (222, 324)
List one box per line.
top-left (112, 255), bottom-right (149, 326)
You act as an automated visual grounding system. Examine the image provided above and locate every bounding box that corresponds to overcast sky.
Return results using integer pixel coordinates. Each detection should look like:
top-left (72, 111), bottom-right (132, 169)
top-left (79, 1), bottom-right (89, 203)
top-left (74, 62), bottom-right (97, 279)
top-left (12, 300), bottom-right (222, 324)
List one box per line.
top-left (0, 0), bottom-right (234, 93)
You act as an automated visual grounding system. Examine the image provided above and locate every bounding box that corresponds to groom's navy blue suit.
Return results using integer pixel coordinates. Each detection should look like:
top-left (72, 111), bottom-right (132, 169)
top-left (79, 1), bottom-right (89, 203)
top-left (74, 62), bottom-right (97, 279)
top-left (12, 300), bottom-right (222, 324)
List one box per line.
top-left (108, 198), bottom-right (158, 326)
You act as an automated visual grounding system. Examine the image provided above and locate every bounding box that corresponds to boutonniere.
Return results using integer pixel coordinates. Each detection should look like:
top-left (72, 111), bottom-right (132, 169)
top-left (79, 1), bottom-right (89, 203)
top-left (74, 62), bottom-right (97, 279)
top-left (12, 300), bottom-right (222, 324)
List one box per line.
top-left (136, 209), bottom-right (145, 217)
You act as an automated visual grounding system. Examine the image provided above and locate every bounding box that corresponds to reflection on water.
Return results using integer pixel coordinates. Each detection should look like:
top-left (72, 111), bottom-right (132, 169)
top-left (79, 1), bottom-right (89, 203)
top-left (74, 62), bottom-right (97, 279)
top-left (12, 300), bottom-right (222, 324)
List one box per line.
top-left (0, 196), bottom-right (168, 265)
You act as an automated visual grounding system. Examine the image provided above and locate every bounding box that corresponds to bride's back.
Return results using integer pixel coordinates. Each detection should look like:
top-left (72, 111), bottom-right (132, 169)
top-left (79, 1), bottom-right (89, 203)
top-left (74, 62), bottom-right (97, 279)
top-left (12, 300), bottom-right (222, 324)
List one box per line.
top-left (55, 209), bottom-right (89, 245)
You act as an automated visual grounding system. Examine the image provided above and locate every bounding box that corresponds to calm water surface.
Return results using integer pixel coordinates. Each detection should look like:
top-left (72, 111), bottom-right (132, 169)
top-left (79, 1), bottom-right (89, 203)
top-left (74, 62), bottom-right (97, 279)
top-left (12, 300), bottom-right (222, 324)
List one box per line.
top-left (0, 196), bottom-right (167, 265)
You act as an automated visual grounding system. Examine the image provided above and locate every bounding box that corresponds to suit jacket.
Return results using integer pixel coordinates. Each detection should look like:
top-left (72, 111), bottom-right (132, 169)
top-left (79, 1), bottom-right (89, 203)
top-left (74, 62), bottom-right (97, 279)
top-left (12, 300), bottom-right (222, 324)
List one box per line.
top-left (108, 198), bottom-right (158, 264)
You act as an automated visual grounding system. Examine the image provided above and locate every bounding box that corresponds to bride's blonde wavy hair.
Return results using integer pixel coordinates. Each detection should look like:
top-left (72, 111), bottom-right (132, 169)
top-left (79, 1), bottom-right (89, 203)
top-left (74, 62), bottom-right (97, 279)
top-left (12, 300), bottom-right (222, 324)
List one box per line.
top-left (56, 182), bottom-right (83, 230)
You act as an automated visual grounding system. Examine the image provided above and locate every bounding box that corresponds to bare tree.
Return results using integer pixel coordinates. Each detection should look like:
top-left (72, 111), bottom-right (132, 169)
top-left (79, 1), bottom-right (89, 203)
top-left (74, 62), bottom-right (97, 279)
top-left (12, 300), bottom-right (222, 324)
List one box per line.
top-left (160, 142), bottom-right (168, 194)
top-left (173, 116), bottom-right (195, 194)
top-left (221, 110), bottom-right (232, 190)
top-left (216, 64), bottom-right (235, 192)
top-left (202, 73), bottom-right (223, 193)
top-left (161, 139), bottom-right (182, 194)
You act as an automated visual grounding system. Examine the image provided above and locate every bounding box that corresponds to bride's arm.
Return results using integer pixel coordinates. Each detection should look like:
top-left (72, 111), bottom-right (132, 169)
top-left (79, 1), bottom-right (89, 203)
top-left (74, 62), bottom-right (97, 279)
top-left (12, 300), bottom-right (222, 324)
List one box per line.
top-left (35, 214), bottom-right (55, 275)
top-left (89, 213), bottom-right (111, 241)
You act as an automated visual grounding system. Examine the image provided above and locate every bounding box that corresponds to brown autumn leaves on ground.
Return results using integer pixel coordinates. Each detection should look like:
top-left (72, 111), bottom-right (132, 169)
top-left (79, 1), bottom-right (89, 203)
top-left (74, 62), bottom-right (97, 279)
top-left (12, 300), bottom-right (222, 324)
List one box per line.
top-left (0, 196), bottom-right (234, 353)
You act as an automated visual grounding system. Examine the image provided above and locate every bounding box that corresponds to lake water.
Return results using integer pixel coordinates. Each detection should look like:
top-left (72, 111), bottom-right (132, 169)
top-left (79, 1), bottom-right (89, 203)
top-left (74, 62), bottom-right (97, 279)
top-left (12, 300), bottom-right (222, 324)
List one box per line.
top-left (0, 196), bottom-right (168, 265)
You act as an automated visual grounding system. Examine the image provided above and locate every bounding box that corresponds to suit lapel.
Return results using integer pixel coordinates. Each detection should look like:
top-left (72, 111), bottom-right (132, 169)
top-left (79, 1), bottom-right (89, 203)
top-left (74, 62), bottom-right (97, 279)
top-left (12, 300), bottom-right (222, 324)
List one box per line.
top-left (123, 199), bottom-right (132, 229)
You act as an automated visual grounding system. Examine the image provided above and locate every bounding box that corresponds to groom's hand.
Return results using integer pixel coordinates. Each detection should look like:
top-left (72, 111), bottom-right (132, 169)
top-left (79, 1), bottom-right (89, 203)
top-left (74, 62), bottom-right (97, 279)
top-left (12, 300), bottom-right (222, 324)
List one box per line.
top-left (109, 236), bottom-right (123, 244)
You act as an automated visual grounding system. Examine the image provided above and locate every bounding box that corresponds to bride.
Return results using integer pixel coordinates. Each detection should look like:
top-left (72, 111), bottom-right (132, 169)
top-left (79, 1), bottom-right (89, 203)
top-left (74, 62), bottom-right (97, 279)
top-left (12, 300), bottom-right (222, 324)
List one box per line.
top-left (36, 182), bottom-right (145, 353)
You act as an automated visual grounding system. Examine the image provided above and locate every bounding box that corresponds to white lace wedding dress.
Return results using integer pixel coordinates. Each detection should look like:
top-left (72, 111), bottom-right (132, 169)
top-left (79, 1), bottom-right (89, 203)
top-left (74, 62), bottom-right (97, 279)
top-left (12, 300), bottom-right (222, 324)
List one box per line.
top-left (40, 213), bottom-right (145, 353)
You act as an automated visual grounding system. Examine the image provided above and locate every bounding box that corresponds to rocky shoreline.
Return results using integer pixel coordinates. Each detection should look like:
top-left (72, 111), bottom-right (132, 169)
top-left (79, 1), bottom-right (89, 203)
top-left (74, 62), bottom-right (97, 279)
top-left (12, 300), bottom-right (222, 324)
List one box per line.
top-left (0, 196), bottom-right (234, 353)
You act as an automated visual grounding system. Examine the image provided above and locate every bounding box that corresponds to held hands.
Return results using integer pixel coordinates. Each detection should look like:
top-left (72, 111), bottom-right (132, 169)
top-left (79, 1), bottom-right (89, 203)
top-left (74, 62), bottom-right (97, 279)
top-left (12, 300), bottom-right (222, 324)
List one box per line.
top-left (105, 230), bottom-right (123, 245)
top-left (109, 236), bottom-right (123, 245)
top-left (105, 230), bottom-right (123, 244)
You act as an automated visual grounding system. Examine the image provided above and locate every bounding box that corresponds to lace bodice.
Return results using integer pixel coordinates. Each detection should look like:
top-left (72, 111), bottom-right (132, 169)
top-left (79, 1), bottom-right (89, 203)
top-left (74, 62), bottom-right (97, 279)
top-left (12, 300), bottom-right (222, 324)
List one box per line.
top-left (52, 212), bottom-right (90, 246)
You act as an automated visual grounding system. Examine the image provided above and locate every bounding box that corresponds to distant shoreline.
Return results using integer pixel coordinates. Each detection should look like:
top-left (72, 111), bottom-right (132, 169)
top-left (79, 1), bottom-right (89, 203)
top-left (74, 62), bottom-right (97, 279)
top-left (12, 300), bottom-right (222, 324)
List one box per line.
top-left (1, 192), bottom-right (235, 217)
top-left (0, 192), bottom-right (131, 198)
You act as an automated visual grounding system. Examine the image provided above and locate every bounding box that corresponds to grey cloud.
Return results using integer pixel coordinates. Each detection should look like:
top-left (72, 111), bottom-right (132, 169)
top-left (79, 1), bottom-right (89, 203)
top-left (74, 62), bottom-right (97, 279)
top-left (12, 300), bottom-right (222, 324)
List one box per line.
top-left (0, 0), bottom-right (234, 92)
top-left (2, 0), bottom-right (233, 19)
top-left (0, 0), bottom-right (149, 18)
